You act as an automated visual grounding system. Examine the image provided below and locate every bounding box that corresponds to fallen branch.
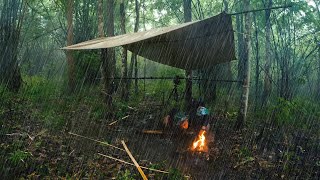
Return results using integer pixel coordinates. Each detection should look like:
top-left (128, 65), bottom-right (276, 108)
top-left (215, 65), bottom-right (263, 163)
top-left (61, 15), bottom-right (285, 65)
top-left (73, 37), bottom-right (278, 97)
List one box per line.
top-left (108, 115), bottom-right (130, 126)
top-left (127, 106), bottom-right (137, 111)
top-left (6, 132), bottom-right (35, 141)
top-left (121, 115), bottom-right (130, 120)
top-left (68, 132), bottom-right (125, 152)
top-left (108, 120), bottom-right (119, 126)
top-left (121, 140), bottom-right (148, 180)
top-left (97, 153), bottom-right (169, 174)
top-left (142, 130), bottom-right (163, 134)
top-left (142, 130), bottom-right (195, 136)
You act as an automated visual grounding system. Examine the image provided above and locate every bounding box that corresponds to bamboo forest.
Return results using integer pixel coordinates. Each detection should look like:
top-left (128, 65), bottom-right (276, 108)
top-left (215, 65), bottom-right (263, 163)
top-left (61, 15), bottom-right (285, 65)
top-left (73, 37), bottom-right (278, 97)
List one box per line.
top-left (0, 0), bottom-right (319, 179)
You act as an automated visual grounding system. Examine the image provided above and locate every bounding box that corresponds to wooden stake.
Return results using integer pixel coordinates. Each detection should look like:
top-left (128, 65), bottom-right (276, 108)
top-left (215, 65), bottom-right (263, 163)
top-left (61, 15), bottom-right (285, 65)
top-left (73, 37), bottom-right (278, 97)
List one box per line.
top-left (121, 140), bottom-right (148, 180)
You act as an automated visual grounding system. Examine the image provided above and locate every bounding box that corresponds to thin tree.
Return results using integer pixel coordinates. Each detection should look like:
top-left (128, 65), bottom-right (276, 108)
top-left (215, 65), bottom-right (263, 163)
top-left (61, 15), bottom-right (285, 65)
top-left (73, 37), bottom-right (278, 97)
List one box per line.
top-left (222, 0), bottom-right (233, 110)
top-left (66, 0), bottom-right (75, 92)
top-left (317, 39), bottom-right (320, 99)
top-left (98, 0), bottom-right (108, 105)
top-left (101, 0), bottom-right (115, 108)
top-left (98, 0), bottom-right (104, 37)
top-left (183, 0), bottom-right (192, 111)
top-left (262, 0), bottom-right (272, 106)
top-left (235, 0), bottom-right (251, 130)
top-left (236, 0), bottom-right (245, 86)
top-left (0, 0), bottom-right (25, 92)
top-left (253, 13), bottom-right (260, 111)
top-left (128, 0), bottom-right (140, 94)
top-left (134, 0), bottom-right (140, 94)
top-left (120, 0), bottom-right (128, 100)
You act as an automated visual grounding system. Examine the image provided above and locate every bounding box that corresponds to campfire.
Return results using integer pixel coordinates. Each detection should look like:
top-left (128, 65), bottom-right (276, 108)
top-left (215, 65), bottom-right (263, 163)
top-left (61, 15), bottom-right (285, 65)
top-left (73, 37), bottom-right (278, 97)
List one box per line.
top-left (191, 129), bottom-right (208, 153)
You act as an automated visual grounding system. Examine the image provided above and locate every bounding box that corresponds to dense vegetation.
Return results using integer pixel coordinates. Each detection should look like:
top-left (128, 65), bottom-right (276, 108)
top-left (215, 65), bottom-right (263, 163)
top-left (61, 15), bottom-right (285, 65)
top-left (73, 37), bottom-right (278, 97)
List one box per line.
top-left (0, 0), bottom-right (319, 179)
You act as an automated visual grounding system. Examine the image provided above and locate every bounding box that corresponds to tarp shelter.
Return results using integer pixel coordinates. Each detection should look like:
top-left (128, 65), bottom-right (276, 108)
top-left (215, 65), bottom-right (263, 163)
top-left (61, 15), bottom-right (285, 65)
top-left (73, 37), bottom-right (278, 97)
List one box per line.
top-left (63, 12), bottom-right (236, 70)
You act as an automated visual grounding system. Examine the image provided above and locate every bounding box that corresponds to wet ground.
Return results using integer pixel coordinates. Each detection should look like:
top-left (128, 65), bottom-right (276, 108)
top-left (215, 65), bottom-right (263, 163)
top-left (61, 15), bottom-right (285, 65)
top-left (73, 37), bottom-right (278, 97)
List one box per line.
top-left (92, 101), bottom-right (243, 179)
top-left (2, 98), bottom-right (319, 179)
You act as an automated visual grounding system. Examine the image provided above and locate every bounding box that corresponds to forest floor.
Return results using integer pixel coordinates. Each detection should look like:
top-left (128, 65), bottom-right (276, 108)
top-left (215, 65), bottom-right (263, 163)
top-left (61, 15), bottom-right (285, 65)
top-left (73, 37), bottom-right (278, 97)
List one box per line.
top-left (1, 96), bottom-right (319, 179)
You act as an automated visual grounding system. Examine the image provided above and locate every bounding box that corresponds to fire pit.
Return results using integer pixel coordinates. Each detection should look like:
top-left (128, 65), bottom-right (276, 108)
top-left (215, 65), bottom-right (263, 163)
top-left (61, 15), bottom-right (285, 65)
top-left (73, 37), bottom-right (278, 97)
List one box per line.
top-left (189, 129), bottom-right (210, 162)
top-left (191, 129), bottom-right (209, 153)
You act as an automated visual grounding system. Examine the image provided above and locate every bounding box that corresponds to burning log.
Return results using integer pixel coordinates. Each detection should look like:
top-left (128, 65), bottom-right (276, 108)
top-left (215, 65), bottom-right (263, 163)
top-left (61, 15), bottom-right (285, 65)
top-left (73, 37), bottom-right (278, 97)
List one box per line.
top-left (191, 129), bottom-right (209, 153)
top-left (188, 129), bottom-right (212, 162)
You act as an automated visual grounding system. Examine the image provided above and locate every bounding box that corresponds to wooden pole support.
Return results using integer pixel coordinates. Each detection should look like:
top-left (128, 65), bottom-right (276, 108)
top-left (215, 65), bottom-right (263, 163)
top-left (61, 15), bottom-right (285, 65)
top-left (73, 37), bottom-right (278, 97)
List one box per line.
top-left (121, 140), bottom-right (148, 180)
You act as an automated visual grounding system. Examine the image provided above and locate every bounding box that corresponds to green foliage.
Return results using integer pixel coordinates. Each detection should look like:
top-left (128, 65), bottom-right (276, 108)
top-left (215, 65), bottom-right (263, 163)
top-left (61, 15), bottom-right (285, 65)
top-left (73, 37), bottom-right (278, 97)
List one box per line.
top-left (273, 98), bottom-right (296, 124)
top-left (42, 110), bottom-right (65, 130)
top-left (74, 51), bottom-right (101, 87)
top-left (254, 97), bottom-right (320, 134)
top-left (22, 76), bottom-right (62, 102)
top-left (114, 101), bottom-right (129, 119)
top-left (149, 161), bottom-right (166, 170)
top-left (116, 170), bottom-right (135, 180)
top-left (238, 146), bottom-right (253, 159)
top-left (168, 168), bottom-right (184, 180)
top-left (0, 85), bottom-right (16, 107)
top-left (8, 150), bottom-right (31, 166)
top-left (19, 76), bottom-right (67, 130)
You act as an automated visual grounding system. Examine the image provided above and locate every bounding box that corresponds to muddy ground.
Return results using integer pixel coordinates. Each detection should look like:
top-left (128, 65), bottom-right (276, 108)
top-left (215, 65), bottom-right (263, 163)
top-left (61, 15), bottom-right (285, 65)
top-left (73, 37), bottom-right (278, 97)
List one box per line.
top-left (1, 98), bottom-right (319, 179)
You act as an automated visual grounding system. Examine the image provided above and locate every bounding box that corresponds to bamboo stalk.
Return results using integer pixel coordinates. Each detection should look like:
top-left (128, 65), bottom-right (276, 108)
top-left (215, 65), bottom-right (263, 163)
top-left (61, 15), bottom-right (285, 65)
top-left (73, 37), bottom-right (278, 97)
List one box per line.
top-left (121, 140), bottom-right (148, 180)
top-left (97, 153), bottom-right (169, 174)
top-left (68, 132), bottom-right (125, 152)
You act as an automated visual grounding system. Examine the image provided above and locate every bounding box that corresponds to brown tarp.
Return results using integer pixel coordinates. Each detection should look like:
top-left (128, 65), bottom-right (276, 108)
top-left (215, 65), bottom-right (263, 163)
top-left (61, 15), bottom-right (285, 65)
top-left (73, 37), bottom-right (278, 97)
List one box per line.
top-left (63, 12), bottom-right (236, 70)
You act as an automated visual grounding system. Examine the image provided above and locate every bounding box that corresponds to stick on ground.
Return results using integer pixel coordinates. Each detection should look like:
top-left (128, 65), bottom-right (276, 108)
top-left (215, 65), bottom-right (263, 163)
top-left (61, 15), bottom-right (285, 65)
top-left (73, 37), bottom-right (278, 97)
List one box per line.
top-left (108, 115), bottom-right (130, 126)
top-left (121, 140), bottom-right (148, 180)
top-left (68, 132), bottom-right (125, 151)
top-left (97, 153), bottom-right (169, 174)
top-left (142, 130), bottom-right (163, 134)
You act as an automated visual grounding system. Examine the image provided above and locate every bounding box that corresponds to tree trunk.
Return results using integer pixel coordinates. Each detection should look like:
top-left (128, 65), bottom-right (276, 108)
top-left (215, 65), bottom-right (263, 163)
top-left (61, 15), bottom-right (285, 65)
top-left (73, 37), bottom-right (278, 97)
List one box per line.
top-left (66, 0), bottom-right (75, 92)
top-left (0, 0), bottom-right (24, 92)
top-left (235, 0), bottom-right (251, 130)
top-left (134, 54), bottom-right (138, 93)
top-left (134, 0), bottom-right (140, 94)
top-left (223, 0), bottom-right (228, 12)
top-left (98, 0), bottom-right (107, 105)
top-left (102, 0), bottom-right (115, 108)
top-left (317, 38), bottom-right (320, 99)
top-left (262, 0), bottom-right (272, 106)
top-left (222, 0), bottom-right (233, 105)
top-left (184, 0), bottom-right (192, 111)
top-left (98, 0), bottom-right (104, 37)
top-left (120, 0), bottom-right (128, 101)
top-left (253, 13), bottom-right (260, 111)
top-left (317, 41), bottom-right (320, 99)
top-left (236, 0), bottom-right (245, 86)
top-left (128, 0), bottom-right (140, 94)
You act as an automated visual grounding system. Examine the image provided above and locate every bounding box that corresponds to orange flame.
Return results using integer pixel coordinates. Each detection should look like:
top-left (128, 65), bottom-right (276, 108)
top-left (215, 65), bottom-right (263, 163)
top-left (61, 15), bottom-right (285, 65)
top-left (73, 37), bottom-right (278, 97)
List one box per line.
top-left (191, 129), bottom-right (208, 152)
